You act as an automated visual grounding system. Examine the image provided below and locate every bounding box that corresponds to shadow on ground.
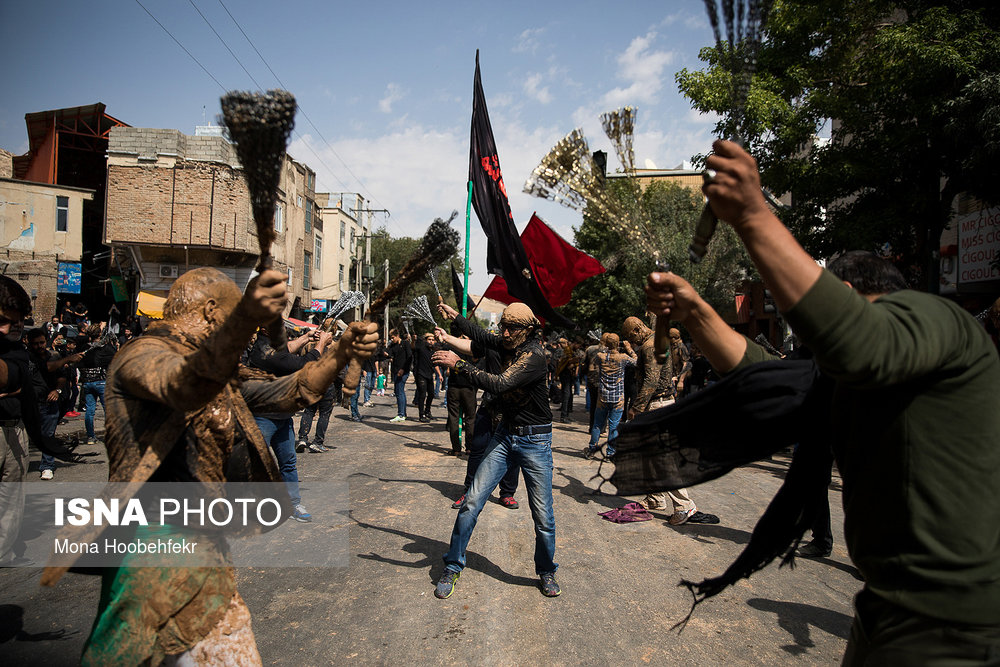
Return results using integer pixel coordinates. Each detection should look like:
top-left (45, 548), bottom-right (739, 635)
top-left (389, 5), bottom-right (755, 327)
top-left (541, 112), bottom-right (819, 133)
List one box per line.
top-left (351, 517), bottom-right (537, 589)
top-left (746, 598), bottom-right (852, 656)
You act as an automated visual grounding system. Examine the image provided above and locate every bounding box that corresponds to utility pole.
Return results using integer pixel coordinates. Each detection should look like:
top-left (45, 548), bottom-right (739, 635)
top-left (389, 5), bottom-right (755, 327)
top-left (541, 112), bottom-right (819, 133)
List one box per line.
top-left (383, 258), bottom-right (390, 336)
top-left (352, 205), bottom-right (389, 320)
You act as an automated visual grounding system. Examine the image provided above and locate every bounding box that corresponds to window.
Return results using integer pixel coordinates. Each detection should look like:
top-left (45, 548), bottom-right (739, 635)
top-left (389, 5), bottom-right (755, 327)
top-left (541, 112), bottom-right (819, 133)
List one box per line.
top-left (314, 237), bottom-right (322, 269)
top-left (340, 221), bottom-right (346, 248)
top-left (297, 196), bottom-right (303, 208)
top-left (304, 202), bottom-right (312, 234)
top-left (56, 196), bottom-right (69, 232)
top-left (303, 251), bottom-right (312, 289)
top-left (287, 266), bottom-right (293, 288)
top-left (274, 203), bottom-right (284, 233)
top-left (338, 264), bottom-right (345, 290)
top-left (350, 228), bottom-right (356, 254)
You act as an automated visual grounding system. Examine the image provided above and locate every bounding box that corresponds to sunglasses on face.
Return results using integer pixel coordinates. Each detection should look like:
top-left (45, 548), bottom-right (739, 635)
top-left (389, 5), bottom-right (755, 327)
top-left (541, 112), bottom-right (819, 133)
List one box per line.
top-left (499, 323), bottom-right (528, 333)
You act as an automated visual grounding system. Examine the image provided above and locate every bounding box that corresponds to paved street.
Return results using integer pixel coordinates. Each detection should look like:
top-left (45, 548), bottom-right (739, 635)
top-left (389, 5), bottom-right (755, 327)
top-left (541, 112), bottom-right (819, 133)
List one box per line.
top-left (1, 385), bottom-right (861, 665)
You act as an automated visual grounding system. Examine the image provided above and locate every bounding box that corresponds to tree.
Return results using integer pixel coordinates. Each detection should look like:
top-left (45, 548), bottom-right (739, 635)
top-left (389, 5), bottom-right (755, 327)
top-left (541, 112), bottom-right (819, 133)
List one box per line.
top-left (566, 179), bottom-right (754, 333)
top-left (368, 226), bottom-right (466, 335)
top-left (676, 0), bottom-right (1000, 292)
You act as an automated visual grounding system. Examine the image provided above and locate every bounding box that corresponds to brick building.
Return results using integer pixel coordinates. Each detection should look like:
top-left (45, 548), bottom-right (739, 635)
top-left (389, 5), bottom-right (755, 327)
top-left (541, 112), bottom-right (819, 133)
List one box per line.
top-left (105, 126), bottom-right (327, 319)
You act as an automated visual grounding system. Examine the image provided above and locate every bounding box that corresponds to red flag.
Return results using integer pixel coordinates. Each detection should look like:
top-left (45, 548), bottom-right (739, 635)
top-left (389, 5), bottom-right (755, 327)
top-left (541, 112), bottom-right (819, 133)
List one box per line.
top-left (484, 214), bottom-right (605, 308)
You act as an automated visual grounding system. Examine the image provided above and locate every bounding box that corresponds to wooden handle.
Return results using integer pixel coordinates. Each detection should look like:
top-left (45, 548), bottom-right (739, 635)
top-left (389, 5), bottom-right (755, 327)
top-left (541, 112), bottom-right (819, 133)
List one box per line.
top-left (688, 202), bottom-right (717, 264)
top-left (654, 316), bottom-right (670, 365)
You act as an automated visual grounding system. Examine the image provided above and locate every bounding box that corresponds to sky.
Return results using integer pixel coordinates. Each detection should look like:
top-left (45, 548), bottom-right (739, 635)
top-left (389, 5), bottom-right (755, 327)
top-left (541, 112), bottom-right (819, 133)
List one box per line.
top-left (0, 0), bottom-right (721, 293)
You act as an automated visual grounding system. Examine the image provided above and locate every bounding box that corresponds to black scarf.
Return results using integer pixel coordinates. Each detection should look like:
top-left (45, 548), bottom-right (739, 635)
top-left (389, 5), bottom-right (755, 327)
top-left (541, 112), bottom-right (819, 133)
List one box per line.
top-left (605, 358), bottom-right (834, 628)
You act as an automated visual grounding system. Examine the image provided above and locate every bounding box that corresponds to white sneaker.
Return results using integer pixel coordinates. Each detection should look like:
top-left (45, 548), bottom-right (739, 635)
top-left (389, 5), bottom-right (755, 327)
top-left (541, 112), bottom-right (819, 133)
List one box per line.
top-left (40, 469), bottom-right (54, 480)
top-left (389, 415), bottom-right (406, 423)
top-left (363, 401), bottom-right (374, 408)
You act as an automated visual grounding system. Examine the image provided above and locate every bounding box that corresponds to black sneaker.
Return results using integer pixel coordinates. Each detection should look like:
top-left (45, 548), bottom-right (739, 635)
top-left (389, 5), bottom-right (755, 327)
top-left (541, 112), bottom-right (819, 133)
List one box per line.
top-left (797, 542), bottom-right (832, 558)
top-left (539, 572), bottom-right (561, 597)
top-left (451, 494), bottom-right (465, 509)
top-left (435, 570), bottom-right (460, 599)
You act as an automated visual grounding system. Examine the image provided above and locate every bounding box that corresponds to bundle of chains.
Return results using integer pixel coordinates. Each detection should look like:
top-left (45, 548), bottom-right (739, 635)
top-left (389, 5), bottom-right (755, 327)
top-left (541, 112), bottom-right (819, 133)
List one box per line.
top-left (403, 295), bottom-right (436, 325)
top-left (220, 90), bottom-right (297, 267)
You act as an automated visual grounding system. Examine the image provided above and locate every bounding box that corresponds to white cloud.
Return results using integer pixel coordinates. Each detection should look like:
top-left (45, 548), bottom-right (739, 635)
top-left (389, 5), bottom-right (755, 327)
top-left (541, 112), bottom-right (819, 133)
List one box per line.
top-left (288, 111), bottom-right (587, 293)
top-left (378, 83), bottom-right (405, 114)
top-left (523, 73), bottom-right (552, 105)
top-left (599, 31), bottom-right (676, 108)
top-left (513, 27), bottom-right (545, 55)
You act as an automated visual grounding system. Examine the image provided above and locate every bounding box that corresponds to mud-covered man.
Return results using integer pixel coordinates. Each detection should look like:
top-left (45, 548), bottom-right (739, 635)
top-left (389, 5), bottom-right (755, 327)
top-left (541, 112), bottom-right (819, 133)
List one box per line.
top-left (46, 268), bottom-right (377, 665)
top-left (431, 303), bottom-right (560, 599)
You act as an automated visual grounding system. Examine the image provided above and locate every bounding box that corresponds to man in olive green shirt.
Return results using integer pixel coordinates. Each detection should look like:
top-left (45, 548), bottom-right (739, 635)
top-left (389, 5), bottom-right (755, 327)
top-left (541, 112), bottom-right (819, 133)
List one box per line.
top-left (645, 140), bottom-right (1000, 664)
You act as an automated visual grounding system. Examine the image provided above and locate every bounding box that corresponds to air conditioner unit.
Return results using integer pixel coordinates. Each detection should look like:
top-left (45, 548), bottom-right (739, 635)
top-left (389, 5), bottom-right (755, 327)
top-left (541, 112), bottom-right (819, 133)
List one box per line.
top-left (159, 264), bottom-right (179, 279)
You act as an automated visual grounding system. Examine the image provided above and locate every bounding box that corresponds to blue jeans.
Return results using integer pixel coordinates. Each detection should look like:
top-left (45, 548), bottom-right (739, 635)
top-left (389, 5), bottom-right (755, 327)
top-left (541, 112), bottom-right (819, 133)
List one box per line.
top-left (444, 425), bottom-right (556, 576)
top-left (254, 417), bottom-right (301, 506)
top-left (462, 406), bottom-right (518, 497)
top-left (589, 402), bottom-right (623, 457)
top-left (363, 373), bottom-right (375, 404)
top-left (82, 381), bottom-right (105, 439)
top-left (39, 401), bottom-right (60, 472)
top-left (298, 384), bottom-right (334, 445)
top-left (394, 373), bottom-right (409, 417)
top-left (350, 391), bottom-right (361, 420)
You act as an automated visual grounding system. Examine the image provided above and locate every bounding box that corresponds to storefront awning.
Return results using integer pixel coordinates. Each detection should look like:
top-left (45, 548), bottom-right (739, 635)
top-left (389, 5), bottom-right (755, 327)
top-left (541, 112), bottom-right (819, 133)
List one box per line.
top-left (136, 290), bottom-right (168, 319)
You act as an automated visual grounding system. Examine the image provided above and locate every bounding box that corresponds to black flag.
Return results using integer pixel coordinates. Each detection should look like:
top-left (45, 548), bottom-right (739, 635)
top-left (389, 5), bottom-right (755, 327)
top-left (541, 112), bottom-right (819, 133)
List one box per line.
top-left (452, 265), bottom-right (477, 314)
top-left (469, 51), bottom-right (574, 327)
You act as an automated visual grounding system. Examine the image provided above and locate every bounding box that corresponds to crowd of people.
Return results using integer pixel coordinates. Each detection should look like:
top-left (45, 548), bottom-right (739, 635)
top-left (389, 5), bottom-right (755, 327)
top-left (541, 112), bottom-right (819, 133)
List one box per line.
top-left (1, 140), bottom-right (998, 663)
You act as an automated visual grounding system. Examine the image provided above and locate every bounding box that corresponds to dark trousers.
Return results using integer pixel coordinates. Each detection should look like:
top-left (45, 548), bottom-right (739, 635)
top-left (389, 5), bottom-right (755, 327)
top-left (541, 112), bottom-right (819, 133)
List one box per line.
top-left (842, 587), bottom-right (1000, 665)
top-left (414, 374), bottom-right (434, 418)
top-left (559, 373), bottom-right (574, 418)
top-left (462, 406), bottom-right (518, 498)
top-left (298, 384), bottom-right (335, 445)
top-left (446, 385), bottom-right (477, 453)
top-left (587, 383), bottom-right (598, 432)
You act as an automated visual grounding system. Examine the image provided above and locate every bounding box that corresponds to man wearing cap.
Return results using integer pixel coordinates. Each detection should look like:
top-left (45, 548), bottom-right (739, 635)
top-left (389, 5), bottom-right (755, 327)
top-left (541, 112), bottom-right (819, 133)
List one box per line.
top-left (431, 302), bottom-right (560, 599)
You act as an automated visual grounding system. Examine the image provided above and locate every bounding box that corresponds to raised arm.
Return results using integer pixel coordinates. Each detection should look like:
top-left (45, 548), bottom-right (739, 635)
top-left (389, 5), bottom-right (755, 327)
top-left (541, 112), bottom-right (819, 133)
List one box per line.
top-left (646, 271), bottom-right (747, 374)
top-left (703, 140), bottom-right (823, 312)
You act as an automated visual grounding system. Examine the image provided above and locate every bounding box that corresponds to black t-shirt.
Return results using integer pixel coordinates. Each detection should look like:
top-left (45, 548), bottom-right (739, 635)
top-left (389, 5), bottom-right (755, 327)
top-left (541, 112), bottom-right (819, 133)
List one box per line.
top-left (413, 339), bottom-right (434, 379)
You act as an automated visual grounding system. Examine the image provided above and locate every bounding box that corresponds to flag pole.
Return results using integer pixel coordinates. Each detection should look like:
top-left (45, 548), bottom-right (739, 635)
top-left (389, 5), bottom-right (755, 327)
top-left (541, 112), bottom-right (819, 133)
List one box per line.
top-left (463, 181), bottom-right (472, 318)
top-left (458, 178), bottom-right (473, 445)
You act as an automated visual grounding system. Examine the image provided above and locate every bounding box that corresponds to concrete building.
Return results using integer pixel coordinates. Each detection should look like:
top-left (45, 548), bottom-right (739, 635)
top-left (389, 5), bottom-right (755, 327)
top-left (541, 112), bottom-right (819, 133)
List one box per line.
top-left (105, 126), bottom-right (322, 319)
top-left (312, 193), bottom-right (368, 321)
top-left (0, 169), bottom-right (93, 321)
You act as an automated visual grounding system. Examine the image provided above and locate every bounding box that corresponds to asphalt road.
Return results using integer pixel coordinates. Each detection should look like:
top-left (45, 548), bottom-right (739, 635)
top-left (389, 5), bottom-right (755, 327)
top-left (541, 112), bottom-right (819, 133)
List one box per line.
top-left (0, 386), bottom-right (861, 665)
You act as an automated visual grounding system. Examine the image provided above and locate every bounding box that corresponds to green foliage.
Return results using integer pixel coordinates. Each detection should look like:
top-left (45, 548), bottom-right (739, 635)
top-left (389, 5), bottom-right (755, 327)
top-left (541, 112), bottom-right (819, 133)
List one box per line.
top-left (676, 0), bottom-right (1000, 291)
top-left (368, 226), bottom-right (465, 334)
top-left (565, 179), bottom-right (754, 333)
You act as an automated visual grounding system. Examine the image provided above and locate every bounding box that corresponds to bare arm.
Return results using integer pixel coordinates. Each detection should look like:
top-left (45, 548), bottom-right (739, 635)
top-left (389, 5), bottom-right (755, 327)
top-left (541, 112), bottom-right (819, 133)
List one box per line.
top-left (112, 269), bottom-right (288, 413)
top-left (704, 140), bottom-right (822, 312)
top-left (434, 326), bottom-right (474, 355)
top-left (646, 271), bottom-right (747, 374)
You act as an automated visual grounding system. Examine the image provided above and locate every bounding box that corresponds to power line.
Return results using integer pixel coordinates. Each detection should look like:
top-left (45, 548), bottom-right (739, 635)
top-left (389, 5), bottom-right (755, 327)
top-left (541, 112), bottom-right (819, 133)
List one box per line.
top-left (186, 0), bottom-right (263, 90)
top-left (133, 0), bottom-right (227, 92)
top-left (215, 0), bottom-right (393, 217)
top-left (137, 0), bottom-right (400, 235)
top-left (184, 2), bottom-right (372, 203)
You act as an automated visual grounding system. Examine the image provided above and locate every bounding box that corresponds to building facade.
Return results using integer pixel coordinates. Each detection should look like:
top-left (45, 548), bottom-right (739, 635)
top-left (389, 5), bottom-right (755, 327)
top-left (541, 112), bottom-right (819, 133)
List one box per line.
top-left (105, 127), bottom-right (322, 319)
top-left (0, 170), bottom-right (93, 321)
